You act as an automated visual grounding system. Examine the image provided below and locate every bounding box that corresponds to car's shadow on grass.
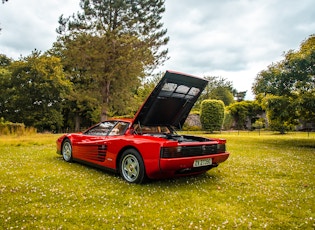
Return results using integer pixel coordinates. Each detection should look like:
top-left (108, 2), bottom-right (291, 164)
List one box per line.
top-left (298, 144), bottom-right (315, 149)
top-left (145, 172), bottom-right (222, 186)
top-left (54, 155), bottom-right (222, 187)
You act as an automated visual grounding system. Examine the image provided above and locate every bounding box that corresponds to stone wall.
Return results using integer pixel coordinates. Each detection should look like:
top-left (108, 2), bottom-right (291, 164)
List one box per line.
top-left (185, 114), bottom-right (201, 127)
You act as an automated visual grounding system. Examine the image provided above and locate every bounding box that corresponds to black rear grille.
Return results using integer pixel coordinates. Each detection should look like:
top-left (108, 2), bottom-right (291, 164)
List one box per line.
top-left (180, 145), bottom-right (217, 156)
top-left (161, 144), bottom-right (226, 158)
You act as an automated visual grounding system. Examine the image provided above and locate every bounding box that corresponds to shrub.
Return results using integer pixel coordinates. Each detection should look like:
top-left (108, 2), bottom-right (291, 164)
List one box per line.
top-left (182, 124), bottom-right (202, 131)
top-left (222, 110), bottom-right (234, 130)
top-left (252, 118), bottom-right (265, 130)
top-left (200, 100), bottom-right (224, 132)
top-left (0, 118), bottom-right (36, 135)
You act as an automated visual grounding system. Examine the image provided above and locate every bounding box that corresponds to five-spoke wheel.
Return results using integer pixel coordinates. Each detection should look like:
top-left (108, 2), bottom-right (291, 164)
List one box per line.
top-left (61, 139), bottom-right (73, 162)
top-left (119, 149), bottom-right (145, 184)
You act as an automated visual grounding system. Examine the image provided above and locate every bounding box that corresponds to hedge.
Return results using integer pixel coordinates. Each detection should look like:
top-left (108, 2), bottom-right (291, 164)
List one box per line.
top-left (200, 100), bottom-right (225, 132)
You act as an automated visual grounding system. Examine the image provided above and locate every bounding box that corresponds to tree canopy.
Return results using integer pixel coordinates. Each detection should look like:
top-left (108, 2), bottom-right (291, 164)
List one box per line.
top-left (252, 34), bottom-right (315, 132)
top-left (253, 35), bottom-right (315, 97)
top-left (196, 76), bottom-right (235, 108)
top-left (0, 52), bottom-right (72, 131)
top-left (1, 0), bottom-right (314, 134)
top-left (53, 0), bottom-right (169, 124)
top-left (227, 100), bottom-right (263, 130)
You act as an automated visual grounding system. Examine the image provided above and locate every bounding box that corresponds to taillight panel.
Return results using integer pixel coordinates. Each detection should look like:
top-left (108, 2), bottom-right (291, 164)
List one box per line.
top-left (161, 143), bottom-right (226, 158)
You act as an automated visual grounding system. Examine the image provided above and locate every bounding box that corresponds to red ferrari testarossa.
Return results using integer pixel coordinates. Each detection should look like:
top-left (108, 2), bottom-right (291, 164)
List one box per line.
top-left (56, 70), bottom-right (229, 183)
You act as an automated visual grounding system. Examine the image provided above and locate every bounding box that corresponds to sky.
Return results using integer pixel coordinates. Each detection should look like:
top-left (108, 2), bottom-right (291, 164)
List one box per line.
top-left (1, 0), bottom-right (314, 100)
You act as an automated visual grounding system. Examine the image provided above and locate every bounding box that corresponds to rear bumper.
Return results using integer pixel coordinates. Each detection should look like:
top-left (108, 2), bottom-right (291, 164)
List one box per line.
top-left (158, 152), bottom-right (229, 176)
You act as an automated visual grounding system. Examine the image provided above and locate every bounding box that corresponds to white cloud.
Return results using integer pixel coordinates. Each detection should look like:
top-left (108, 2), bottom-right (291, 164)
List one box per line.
top-left (0, 0), bottom-right (80, 57)
top-left (161, 0), bottom-right (315, 99)
top-left (1, 0), bottom-right (314, 100)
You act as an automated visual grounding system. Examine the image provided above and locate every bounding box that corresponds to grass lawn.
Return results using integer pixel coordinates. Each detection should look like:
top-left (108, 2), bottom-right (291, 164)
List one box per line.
top-left (0, 132), bottom-right (314, 229)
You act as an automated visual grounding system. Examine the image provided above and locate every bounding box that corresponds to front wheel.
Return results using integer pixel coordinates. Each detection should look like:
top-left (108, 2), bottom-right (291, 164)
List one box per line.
top-left (61, 139), bottom-right (73, 162)
top-left (119, 149), bottom-right (145, 184)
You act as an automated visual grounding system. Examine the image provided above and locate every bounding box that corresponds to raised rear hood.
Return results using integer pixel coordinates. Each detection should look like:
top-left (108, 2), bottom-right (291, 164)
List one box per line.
top-left (133, 70), bottom-right (208, 129)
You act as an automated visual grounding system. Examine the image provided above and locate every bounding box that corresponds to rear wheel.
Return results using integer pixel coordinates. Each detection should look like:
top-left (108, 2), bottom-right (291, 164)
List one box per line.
top-left (61, 139), bottom-right (73, 162)
top-left (119, 149), bottom-right (145, 184)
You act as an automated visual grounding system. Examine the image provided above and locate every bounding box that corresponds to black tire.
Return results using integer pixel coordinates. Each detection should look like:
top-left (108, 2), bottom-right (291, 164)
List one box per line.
top-left (119, 149), bottom-right (145, 184)
top-left (61, 139), bottom-right (73, 162)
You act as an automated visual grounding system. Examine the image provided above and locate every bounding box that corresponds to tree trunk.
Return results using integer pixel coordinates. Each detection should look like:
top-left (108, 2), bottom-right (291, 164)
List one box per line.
top-left (74, 113), bottom-right (81, 132)
top-left (100, 80), bottom-right (111, 122)
top-left (100, 104), bottom-right (107, 122)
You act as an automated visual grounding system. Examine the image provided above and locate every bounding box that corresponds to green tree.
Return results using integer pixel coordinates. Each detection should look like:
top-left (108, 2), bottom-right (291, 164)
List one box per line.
top-left (253, 62), bottom-right (289, 96)
top-left (0, 63), bottom-right (12, 119)
top-left (222, 110), bottom-right (234, 130)
top-left (253, 35), bottom-right (315, 96)
top-left (210, 87), bottom-right (235, 106)
top-left (297, 94), bottom-right (315, 129)
top-left (253, 34), bottom-right (315, 132)
top-left (227, 102), bottom-right (247, 130)
top-left (61, 87), bottom-right (99, 132)
top-left (196, 76), bottom-right (235, 108)
top-left (0, 54), bottom-right (12, 66)
top-left (133, 72), bottom-right (162, 115)
top-left (52, 33), bottom-right (145, 129)
top-left (263, 95), bottom-right (298, 134)
top-left (54, 0), bottom-right (169, 122)
top-left (234, 91), bottom-right (247, 102)
top-left (1, 51), bottom-right (72, 131)
top-left (227, 101), bottom-right (263, 130)
top-left (200, 100), bottom-right (225, 133)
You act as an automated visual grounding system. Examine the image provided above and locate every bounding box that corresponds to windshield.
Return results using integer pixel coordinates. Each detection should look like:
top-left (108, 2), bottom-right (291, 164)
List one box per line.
top-left (133, 125), bottom-right (173, 135)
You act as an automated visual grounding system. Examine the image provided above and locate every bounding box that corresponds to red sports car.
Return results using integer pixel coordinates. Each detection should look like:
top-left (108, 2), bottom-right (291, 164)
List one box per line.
top-left (56, 70), bottom-right (229, 183)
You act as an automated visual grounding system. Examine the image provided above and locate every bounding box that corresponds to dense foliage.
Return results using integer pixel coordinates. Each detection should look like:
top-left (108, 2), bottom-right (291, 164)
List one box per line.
top-left (253, 34), bottom-right (315, 133)
top-left (196, 76), bottom-right (236, 107)
top-left (200, 100), bottom-right (224, 132)
top-left (2, 1), bottom-right (170, 131)
top-left (0, 0), bottom-right (314, 133)
top-left (53, 0), bottom-right (169, 124)
top-left (226, 100), bottom-right (263, 130)
top-left (0, 52), bottom-right (71, 132)
top-left (262, 96), bottom-right (297, 133)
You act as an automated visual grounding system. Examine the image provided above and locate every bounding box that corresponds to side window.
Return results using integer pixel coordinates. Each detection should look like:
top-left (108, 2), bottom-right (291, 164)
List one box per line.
top-left (85, 121), bottom-right (116, 136)
top-left (108, 122), bottom-right (130, 136)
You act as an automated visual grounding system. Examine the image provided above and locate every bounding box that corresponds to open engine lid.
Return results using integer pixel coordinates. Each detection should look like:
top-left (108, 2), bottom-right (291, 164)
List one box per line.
top-left (132, 70), bottom-right (208, 129)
